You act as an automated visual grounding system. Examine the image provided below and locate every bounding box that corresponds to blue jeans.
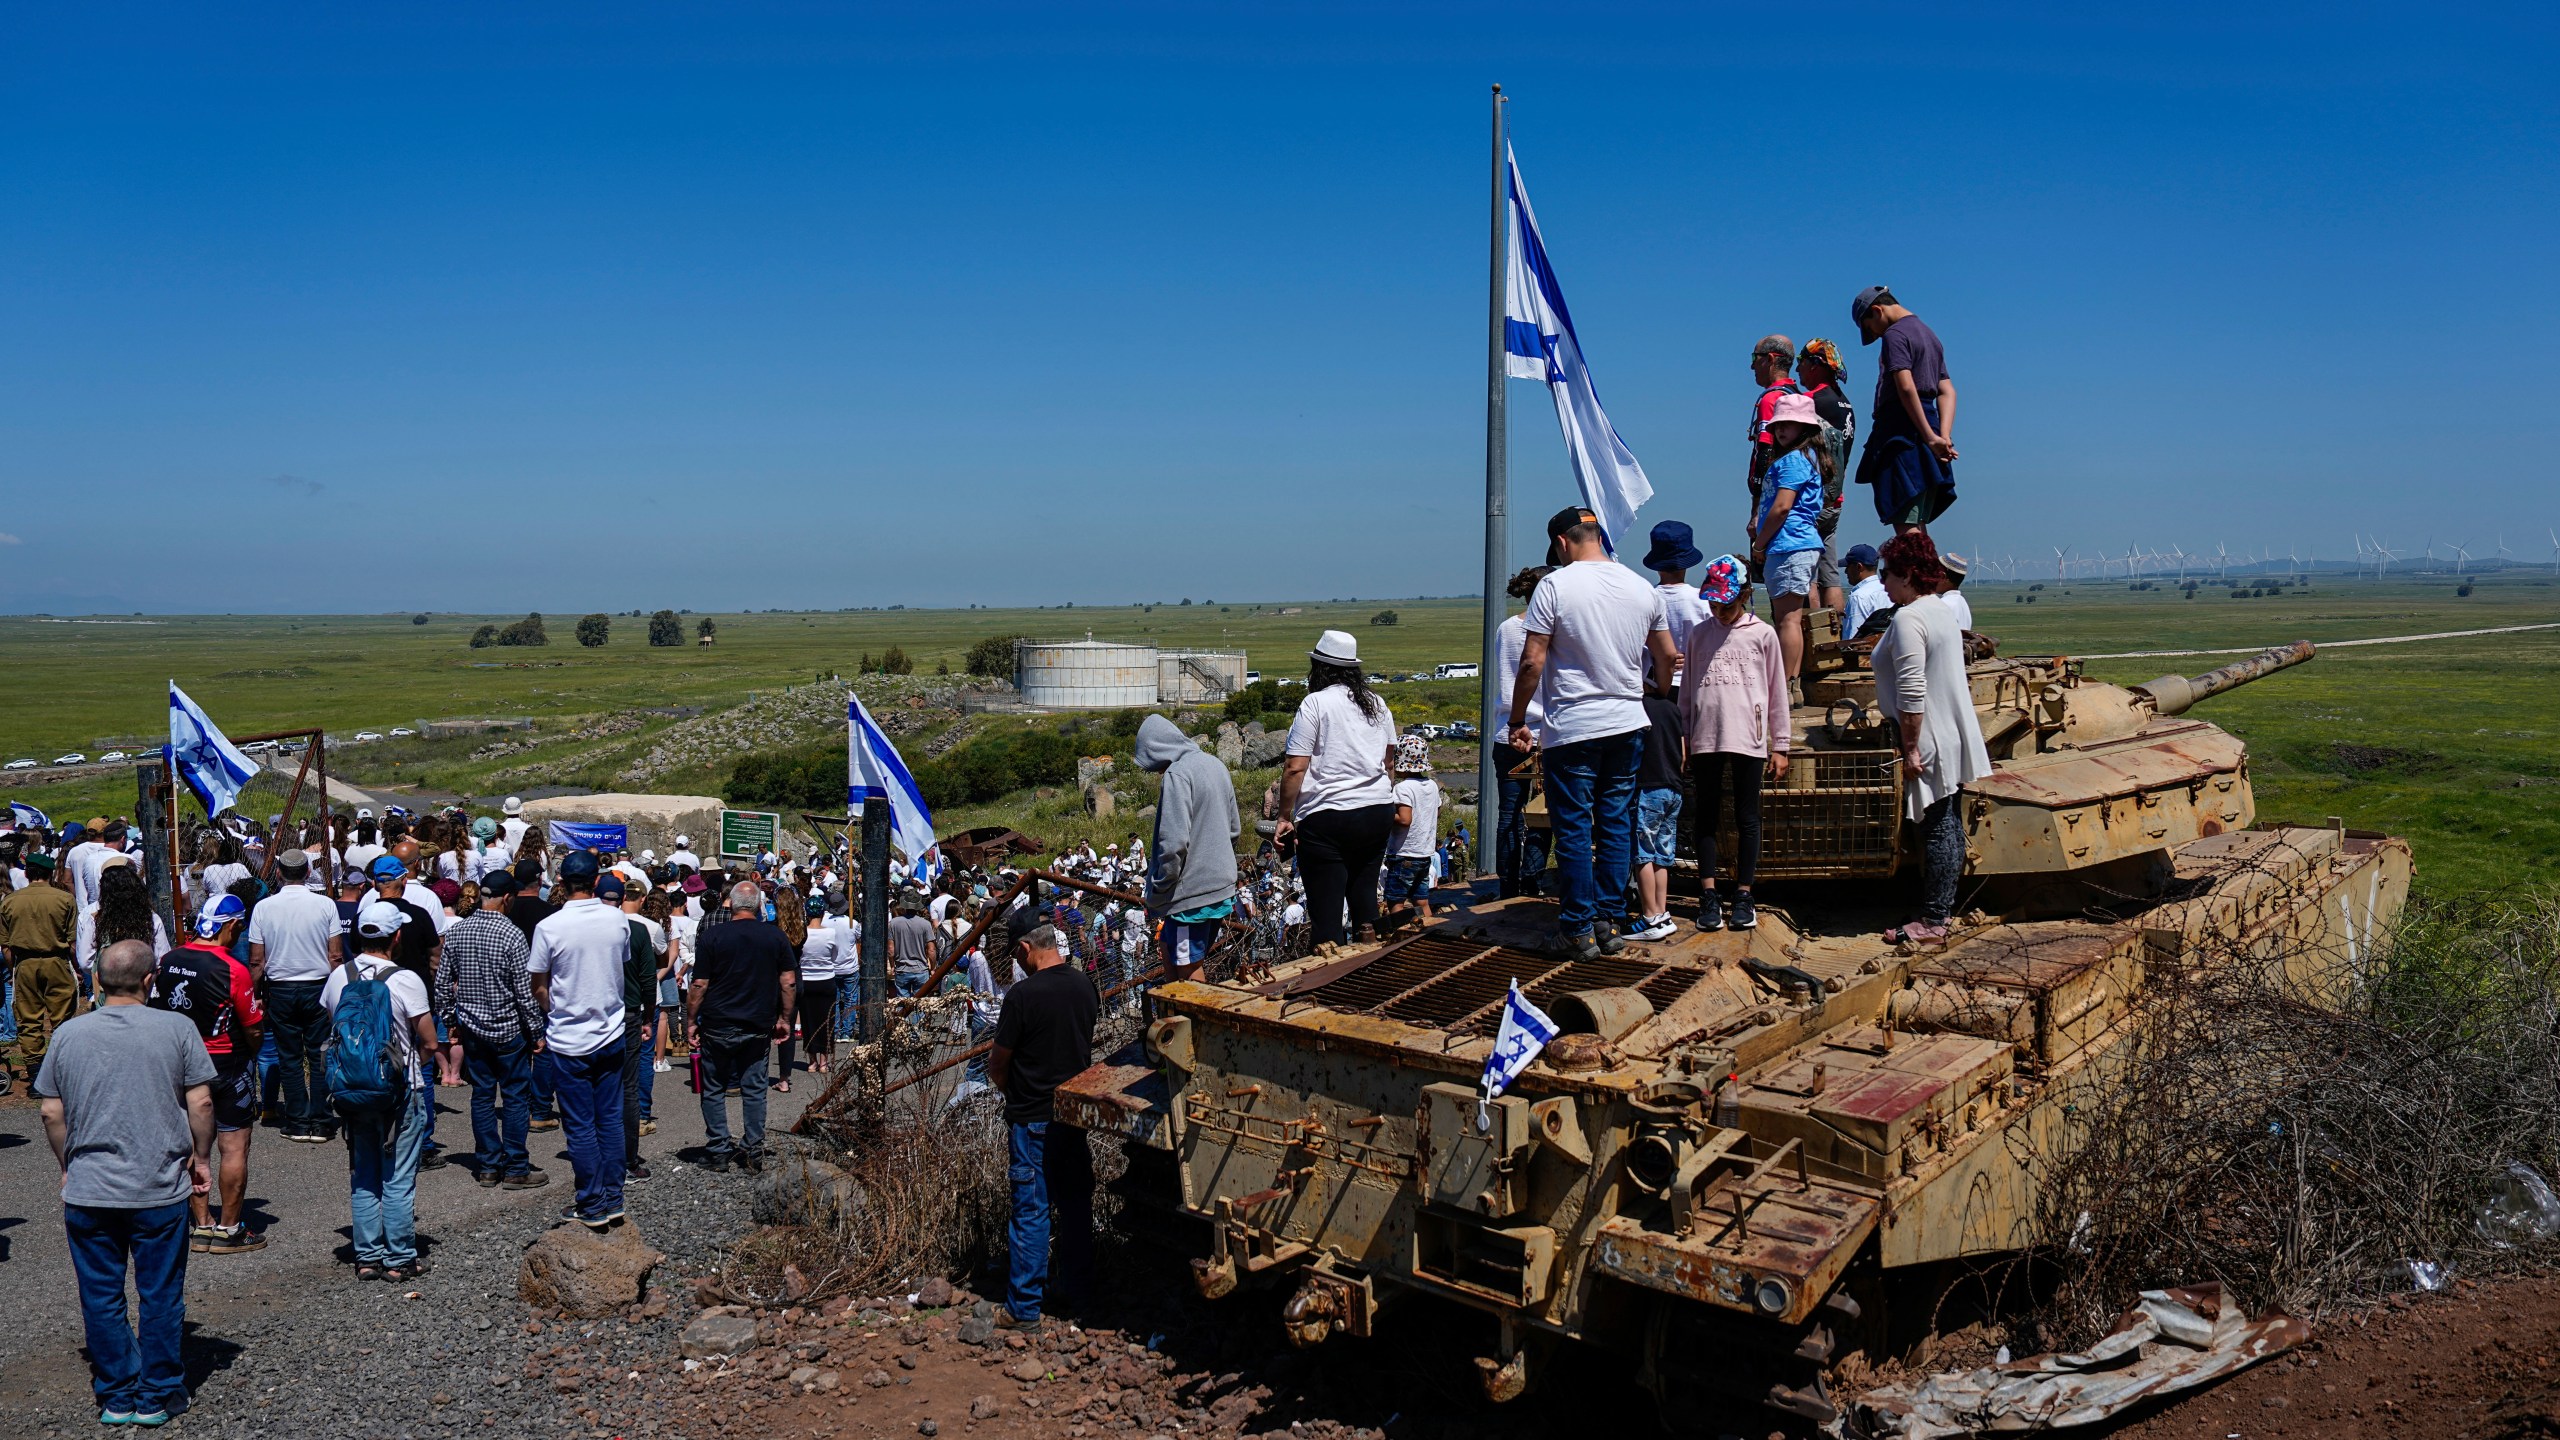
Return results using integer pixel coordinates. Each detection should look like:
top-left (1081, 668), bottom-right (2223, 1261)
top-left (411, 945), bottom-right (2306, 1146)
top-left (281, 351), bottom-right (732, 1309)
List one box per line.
top-left (346, 1086), bottom-right (429, 1267)
top-left (622, 1020), bottom-right (653, 1167)
top-left (1543, 728), bottom-right (1644, 936)
top-left (698, 1037), bottom-right (770, 1160)
top-left (552, 1041), bottom-right (626, 1220)
top-left (1005, 1119), bottom-right (1093, 1323)
top-left (460, 1031), bottom-right (533, 1177)
top-left (1494, 743), bottom-right (1551, 898)
top-left (530, 1045), bottom-right (557, 1121)
top-left (893, 971), bottom-right (925, 998)
top-left (266, 979), bottom-right (331, 1133)
top-left (64, 1199), bottom-right (191, 1417)
top-left (0, 970), bottom-right (15, 1042)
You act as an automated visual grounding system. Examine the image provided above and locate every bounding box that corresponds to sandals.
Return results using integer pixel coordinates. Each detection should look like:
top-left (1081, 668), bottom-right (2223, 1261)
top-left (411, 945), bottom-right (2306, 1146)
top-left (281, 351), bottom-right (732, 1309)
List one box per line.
top-left (773, 1080), bottom-right (792, 1094)
top-left (355, 1265), bottom-right (385, 1282)
top-left (385, 1259), bottom-right (430, 1282)
top-left (1886, 921), bottom-right (1952, 945)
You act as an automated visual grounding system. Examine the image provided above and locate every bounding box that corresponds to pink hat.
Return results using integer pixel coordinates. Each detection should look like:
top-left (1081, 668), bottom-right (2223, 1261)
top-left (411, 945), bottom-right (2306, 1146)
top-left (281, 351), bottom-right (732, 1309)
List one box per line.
top-left (1767, 392), bottom-right (1823, 429)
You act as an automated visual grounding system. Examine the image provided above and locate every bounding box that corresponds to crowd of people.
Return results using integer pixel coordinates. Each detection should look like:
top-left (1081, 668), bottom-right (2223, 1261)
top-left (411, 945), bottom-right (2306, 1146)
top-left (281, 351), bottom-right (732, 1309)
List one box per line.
top-left (1484, 285), bottom-right (1983, 950)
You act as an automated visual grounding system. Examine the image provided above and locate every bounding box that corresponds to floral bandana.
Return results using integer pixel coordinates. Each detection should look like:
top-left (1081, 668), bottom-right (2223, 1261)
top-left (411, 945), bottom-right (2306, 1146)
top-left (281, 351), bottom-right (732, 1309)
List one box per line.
top-left (1700, 553), bottom-right (1747, 605)
top-left (1799, 336), bottom-right (1847, 387)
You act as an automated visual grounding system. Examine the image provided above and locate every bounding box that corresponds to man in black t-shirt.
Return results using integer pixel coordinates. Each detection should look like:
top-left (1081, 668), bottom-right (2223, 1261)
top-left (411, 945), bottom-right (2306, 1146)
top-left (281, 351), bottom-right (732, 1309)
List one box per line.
top-left (502, 860), bottom-right (564, 1128)
top-left (684, 881), bottom-right (797, 1172)
top-left (988, 923), bottom-right (1098, 1328)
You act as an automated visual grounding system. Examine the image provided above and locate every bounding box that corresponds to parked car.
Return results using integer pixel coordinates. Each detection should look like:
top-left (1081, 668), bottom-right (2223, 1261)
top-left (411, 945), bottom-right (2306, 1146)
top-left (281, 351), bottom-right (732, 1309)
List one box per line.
top-left (97, 750), bottom-right (129, 762)
top-left (1445, 720), bottom-right (1479, 741)
top-left (353, 730), bottom-right (384, 743)
top-left (4, 758), bottom-right (36, 771)
top-left (240, 740), bottom-right (279, 754)
top-left (1244, 671), bottom-right (1263, 683)
top-left (388, 726), bottom-right (417, 738)
top-left (51, 753), bottom-right (85, 766)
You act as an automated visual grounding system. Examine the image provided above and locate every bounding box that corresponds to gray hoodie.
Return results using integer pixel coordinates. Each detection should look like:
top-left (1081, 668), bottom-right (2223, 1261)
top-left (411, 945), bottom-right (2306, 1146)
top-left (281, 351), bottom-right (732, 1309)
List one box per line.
top-left (1135, 714), bottom-right (1240, 918)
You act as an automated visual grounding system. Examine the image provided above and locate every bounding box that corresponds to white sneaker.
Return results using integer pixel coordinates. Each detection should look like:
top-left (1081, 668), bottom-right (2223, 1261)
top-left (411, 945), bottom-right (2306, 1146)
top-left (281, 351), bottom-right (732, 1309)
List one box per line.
top-left (652, 1060), bottom-right (671, 1073)
top-left (1633, 914), bottom-right (1679, 942)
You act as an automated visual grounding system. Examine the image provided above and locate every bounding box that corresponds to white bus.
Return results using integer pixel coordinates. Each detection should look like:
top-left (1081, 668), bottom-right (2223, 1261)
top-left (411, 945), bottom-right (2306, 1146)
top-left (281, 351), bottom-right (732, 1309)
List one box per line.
top-left (1432, 662), bottom-right (1480, 680)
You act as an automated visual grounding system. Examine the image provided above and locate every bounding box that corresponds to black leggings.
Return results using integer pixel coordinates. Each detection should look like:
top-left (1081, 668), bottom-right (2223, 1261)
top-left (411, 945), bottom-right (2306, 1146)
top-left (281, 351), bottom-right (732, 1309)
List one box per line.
top-left (1295, 803), bottom-right (1396, 947)
top-left (778, 977), bottom-right (839, 1077)
top-left (1689, 753), bottom-right (1765, 895)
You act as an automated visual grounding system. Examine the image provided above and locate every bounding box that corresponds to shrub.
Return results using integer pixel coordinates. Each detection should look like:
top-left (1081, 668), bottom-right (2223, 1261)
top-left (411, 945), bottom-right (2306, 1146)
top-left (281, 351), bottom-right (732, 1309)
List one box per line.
top-left (964, 634), bottom-right (1023, 678)
top-left (497, 613), bottom-right (548, 647)
top-left (697, 617), bottom-right (717, 639)
top-left (1371, 610), bottom-right (1399, 626)
top-left (469, 624), bottom-right (498, 648)
top-left (882, 645), bottom-right (913, 676)
top-left (411, 613), bottom-right (429, 625)
top-left (575, 613), bottom-right (610, 647)
top-left (648, 610), bottom-right (683, 646)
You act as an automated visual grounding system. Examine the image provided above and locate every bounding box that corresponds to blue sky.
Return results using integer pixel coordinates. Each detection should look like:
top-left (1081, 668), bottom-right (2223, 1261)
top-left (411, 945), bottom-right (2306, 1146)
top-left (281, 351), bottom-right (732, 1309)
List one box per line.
top-left (5, 3), bottom-right (2555, 613)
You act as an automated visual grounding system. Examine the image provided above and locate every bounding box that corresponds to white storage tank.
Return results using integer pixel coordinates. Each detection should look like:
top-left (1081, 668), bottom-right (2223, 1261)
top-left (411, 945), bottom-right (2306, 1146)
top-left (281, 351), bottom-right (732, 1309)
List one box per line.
top-left (1015, 638), bottom-right (1160, 710)
top-left (1159, 649), bottom-right (1248, 704)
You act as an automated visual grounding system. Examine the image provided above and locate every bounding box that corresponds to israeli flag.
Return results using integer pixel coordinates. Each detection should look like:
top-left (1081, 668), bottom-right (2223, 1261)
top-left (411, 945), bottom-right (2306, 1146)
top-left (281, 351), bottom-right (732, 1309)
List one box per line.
top-left (1504, 145), bottom-right (1653, 553)
top-left (1480, 979), bottom-right (1559, 1115)
top-left (8, 801), bottom-right (50, 831)
top-left (848, 689), bottom-right (939, 881)
top-left (167, 682), bottom-right (261, 817)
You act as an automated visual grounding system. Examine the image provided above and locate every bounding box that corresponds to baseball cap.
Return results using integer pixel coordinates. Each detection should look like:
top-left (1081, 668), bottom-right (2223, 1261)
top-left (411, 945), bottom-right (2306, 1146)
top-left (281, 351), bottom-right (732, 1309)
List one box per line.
top-left (355, 901), bottom-right (409, 939)
top-left (369, 854), bottom-right (408, 880)
top-left (1545, 505), bottom-right (1598, 542)
top-left (479, 867), bottom-right (518, 897)
top-left (1844, 543), bottom-right (1882, 571)
top-left (1851, 285), bottom-right (1894, 338)
top-left (559, 850), bottom-right (601, 882)
top-left (428, 878), bottom-right (462, 906)
top-left (192, 892), bottom-right (247, 938)
top-left (596, 873), bottom-right (627, 902)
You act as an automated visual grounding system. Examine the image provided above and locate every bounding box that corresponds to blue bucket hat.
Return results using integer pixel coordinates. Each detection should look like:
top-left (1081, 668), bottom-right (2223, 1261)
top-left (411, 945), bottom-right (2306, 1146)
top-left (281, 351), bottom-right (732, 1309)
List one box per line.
top-left (1642, 520), bottom-right (1705, 573)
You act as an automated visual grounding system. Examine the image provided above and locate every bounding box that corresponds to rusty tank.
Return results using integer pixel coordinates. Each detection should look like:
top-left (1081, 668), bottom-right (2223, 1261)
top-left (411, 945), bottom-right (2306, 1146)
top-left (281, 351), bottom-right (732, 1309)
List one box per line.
top-left (1056, 638), bottom-right (2413, 1430)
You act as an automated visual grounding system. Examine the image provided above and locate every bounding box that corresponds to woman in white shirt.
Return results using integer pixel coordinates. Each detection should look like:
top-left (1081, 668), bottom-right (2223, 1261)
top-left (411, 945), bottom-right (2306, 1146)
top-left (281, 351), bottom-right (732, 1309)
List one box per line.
top-left (1275, 631), bottom-right (1398, 951)
top-left (1871, 534), bottom-right (1991, 946)
top-left (77, 861), bottom-right (171, 973)
top-left (784, 891), bottom-right (848, 1078)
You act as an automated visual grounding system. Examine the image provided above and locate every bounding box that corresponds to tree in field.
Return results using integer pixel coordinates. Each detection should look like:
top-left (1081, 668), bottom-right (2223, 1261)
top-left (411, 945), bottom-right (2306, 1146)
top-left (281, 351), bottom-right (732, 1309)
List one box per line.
top-left (575, 613), bottom-right (610, 647)
top-left (497, 613), bottom-right (548, 647)
top-left (648, 610), bottom-right (683, 646)
top-left (469, 624), bottom-right (498, 648)
top-left (697, 617), bottom-right (717, 642)
top-left (882, 644), bottom-right (913, 675)
top-left (411, 613), bottom-right (429, 625)
top-left (1370, 609), bottom-right (1400, 627)
top-left (964, 634), bottom-right (1024, 678)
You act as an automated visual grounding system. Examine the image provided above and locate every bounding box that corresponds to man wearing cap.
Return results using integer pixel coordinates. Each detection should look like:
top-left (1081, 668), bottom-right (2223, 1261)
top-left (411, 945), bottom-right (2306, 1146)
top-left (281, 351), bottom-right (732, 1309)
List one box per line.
top-left (666, 835), bottom-right (701, 875)
top-left (150, 892), bottom-right (266, 1253)
top-left (527, 850), bottom-right (629, 1228)
top-left (367, 854), bottom-right (452, 1163)
top-left (1507, 507), bottom-right (1679, 960)
top-left (436, 866), bottom-right (547, 1189)
top-left (1841, 543), bottom-right (1890, 641)
top-left (1490, 564), bottom-right (1555, 899)
top-left (244, 849), bottom-right (346, 1143)
top-left (685, 881), bottom-right (797, 1173)
top-left (1936, 551), bottom-right (1975, 634)
top-left (1849, 286), bottom-right (1958, 534)
top-left (323, 902), bottom-right (439, 1280)
top-left (2, 851), bottom-right (79, 1070)
top-left (1643, 520), bottom-right (1711, 663)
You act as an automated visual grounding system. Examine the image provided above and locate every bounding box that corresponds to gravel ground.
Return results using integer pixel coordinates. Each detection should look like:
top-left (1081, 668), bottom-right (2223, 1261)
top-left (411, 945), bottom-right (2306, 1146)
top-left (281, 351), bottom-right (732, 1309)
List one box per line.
top-left (0, 1060), bottom-right (816, 1437)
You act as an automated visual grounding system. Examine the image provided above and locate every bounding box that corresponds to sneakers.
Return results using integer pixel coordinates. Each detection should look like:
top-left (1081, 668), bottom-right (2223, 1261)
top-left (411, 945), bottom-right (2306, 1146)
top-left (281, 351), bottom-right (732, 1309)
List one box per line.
top-left (502, 1168), bottom-right (552, 1190)
top-left (1729, 893), bottom-right (1759, 930)
top-left (702, 1153), bottom-right (732, 1174)
top-left (1593, 922), bottom-right (1626, 956)
top-left (561, 1203), bottom-right (625, 1230)
top-left (529, 1117), bottom-right (561, 1132)
top-left (205, 1224), bottom-right (266, 1255)
top-left (1632, 914), bottom-right (1679, 942)
top-left (1563, 931), bottom-right (1604, 961)
top-left (627, 1160), bottom-right (653, 1183)
top-left (475, 1167), bottom-right (502, 1188)
top-left (651, 1060), bottom-right (671, 1073)
top-left (639, 1119), bottom-right (657, 1136)
top-left (418, 1146), bottom-right (450, 1171)
top-left (129, 1411), bottom-right (172, 1429)
top-left (188, 1223), bottom-right (224, 1253)
top-left (1696, 904), bottom-right (1726, 934)
top-left (991, 1310), bottom-right (1046, 1333)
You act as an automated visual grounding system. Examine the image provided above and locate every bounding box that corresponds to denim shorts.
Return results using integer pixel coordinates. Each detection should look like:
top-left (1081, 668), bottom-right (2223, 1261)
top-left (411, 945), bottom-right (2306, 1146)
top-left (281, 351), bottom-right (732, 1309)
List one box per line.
top-left (1634, 786), bottom-right (1684, 867)
top-left (1382, 855), bottom-right (1433, 903)
top-left (1764, 547), bottom-right (1820, 597)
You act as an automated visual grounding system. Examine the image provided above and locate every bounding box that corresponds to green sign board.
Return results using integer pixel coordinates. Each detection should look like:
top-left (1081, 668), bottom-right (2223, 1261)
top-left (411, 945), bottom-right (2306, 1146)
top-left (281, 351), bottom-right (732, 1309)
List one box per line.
top-left (718, 808), bottom-right (779, 859)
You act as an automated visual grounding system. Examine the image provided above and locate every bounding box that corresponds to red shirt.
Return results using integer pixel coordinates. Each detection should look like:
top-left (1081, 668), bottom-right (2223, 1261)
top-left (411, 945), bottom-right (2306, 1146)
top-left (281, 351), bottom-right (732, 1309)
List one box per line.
top-left (151, 941), bottom-right (265, 1057)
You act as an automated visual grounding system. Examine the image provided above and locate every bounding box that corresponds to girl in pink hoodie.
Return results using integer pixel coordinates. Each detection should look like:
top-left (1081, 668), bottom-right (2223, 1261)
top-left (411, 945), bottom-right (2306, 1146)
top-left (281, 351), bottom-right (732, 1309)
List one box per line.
top-left (1677, 554), bottom-right (1792, 931)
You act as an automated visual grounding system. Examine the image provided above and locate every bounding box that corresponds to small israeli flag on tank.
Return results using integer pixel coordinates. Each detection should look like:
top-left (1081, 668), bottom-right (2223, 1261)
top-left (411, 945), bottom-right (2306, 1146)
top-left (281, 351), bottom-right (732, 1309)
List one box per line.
top-left (1480, 980), bottom-right (1558, 1124)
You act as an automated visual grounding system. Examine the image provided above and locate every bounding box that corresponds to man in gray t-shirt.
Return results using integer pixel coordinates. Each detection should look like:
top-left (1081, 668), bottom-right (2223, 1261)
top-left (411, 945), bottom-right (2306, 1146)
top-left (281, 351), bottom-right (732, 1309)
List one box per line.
top-left (887, 905), bottom-right (938, 995)
top-left (35, 939), bottom-right (215, 1424)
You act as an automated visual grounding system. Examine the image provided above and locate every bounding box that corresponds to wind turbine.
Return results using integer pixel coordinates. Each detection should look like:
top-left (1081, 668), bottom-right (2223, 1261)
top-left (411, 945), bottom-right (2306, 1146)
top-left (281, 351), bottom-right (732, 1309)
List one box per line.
top-left (2497, 534), bottom-right (2515, 568)
top-left (2374, 541), bottom-right (2397, 574)
top-left (2451, 541), bottom-right (2473, 575)
top-left (2052, 545), bottom-right (2071, 581)
top-left (2214, 542), bottom-right (2229, 580)
top-left (2550, 529), bottom-right (2559, 576)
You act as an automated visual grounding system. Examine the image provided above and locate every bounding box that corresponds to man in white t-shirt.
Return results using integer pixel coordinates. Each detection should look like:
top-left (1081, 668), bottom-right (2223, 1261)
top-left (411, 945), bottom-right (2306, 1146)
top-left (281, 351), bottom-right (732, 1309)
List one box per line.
top-left (665, 835), bottom-right (700, 873)
top-left (1936, 550), bottom-right (1975, 634)
top-left (245, 848), bottom-right (347, 1140)
top-left (1506, 507), bottom-right (1679, 958)
top-left (527, 851), bottom-right (629, 1229)
top-left (499, 797), bottom-right (530, 856)
top-left (320, 903), bottom-right (438, 1276)
top-left (1841, 543), bottom-right (1889, 640)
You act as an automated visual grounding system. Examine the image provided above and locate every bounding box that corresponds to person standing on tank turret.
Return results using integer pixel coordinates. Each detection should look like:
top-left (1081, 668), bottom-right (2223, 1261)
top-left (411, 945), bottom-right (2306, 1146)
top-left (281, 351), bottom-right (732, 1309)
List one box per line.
top-left (1851, 287), bottom-right (1958, 536)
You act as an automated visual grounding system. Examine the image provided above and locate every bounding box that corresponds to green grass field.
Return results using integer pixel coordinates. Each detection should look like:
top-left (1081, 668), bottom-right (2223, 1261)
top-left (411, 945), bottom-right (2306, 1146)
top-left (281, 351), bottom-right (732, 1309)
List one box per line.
top-left (6, 573), bottom-right (2555, 891)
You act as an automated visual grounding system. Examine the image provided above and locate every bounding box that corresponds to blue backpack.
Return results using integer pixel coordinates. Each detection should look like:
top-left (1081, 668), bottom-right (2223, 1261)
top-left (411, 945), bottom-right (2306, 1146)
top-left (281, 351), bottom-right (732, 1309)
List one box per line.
top-left (326, 962), bottom-right (408, 1119)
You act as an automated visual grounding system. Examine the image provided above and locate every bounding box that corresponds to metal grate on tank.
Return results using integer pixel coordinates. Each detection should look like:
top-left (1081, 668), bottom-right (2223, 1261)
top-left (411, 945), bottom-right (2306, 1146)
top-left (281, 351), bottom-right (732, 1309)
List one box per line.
top-left (1295, 937), bottom-right (1712, 1037)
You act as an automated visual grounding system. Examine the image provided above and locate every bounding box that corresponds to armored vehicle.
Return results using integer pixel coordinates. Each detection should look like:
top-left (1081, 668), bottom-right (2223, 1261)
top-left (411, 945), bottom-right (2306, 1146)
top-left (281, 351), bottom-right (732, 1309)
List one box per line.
top-left (1058, 641), bottom-right (2412, 1429)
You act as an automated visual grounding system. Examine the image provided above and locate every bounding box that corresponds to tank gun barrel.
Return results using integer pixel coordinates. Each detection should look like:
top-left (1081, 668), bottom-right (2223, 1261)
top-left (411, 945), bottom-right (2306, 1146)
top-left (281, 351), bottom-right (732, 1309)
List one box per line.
top-left (2136, 640), bottom-right (2316, 716)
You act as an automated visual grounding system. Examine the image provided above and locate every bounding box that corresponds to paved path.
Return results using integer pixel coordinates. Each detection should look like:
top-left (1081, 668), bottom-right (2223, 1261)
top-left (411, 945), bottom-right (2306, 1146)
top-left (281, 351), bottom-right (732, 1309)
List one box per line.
top-left (0, 1053), bottom-right (817, 1432)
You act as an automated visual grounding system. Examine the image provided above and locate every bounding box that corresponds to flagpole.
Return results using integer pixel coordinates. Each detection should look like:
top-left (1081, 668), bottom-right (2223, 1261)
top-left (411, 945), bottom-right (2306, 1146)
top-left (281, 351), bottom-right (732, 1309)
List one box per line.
top-left (1476, 83), bottom-right (1508, 879)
